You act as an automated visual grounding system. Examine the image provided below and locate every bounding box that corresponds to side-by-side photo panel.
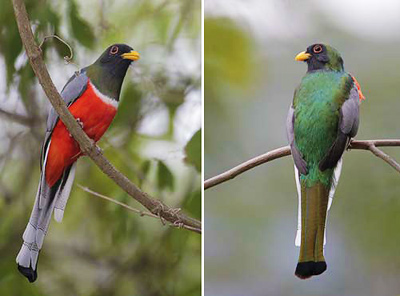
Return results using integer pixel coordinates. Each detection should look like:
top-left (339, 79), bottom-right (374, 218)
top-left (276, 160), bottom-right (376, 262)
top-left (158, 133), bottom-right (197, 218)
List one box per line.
top-left (0, 0), bottom-right (201, 295)
top-left (205, 0), bottom-right (400, 295)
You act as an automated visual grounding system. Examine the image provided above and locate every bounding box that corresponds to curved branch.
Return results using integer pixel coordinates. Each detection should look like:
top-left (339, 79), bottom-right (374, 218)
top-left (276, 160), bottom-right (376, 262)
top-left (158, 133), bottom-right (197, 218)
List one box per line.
top-left (12, 0), bottom-right (201, 233)
top-left (205, 139), bottom-right (400, 190)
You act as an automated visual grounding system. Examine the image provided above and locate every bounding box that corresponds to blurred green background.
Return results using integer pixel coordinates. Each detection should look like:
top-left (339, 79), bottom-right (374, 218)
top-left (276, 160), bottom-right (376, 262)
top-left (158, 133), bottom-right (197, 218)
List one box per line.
top-left (0, 0), bottom-right (201, 295)
top-left (205, 0), bottom-right (400, 295)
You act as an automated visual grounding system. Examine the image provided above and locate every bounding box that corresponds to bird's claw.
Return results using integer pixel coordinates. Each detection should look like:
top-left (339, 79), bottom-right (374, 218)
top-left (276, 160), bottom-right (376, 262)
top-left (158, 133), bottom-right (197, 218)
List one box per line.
top-left (76, 118), bottom-right (84, 129)
top-left (69, 118), bottom-right (84, 137)
top-left (153, 201), bottom-right (167, 225)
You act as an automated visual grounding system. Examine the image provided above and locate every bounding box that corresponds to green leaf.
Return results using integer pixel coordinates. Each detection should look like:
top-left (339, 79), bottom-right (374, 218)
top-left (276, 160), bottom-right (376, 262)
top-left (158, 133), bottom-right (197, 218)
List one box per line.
top-left (157, 160), bottom-right (174, 191)
top-left (68, 0), bottom-right (95, 49)
top-left (205, 17), bottom-right (255, 91)
top-left (112, 82), bottom-right (143, 129)
top-left (182, 189), bottom-right (201, 219)
top-left (184, 129), bottom-right (201, 172)
top-left (139, 159), bottom-right (151, 187)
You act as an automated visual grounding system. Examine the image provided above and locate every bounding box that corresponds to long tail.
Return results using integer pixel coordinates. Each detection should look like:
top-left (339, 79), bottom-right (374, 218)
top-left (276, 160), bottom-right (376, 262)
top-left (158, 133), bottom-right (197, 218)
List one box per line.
top-left (293, 160), bottom-right (342, 279)
top-left (16, 163), bottom-right (76, 282)
top-left (295, 181), bottom-right (329, 279)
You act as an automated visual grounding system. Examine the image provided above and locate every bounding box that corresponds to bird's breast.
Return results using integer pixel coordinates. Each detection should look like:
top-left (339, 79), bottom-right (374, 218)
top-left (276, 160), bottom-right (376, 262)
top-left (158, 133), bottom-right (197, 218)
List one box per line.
top-left (45, 81), bottom-right (118, 187)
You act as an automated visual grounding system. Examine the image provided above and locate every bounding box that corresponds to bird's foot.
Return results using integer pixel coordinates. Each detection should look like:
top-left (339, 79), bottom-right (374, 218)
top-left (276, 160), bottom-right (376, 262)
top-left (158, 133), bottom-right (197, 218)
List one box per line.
top-left (76, 118), bottom-right (84, 129)
top-left (153, 201), bottom-right (167, 225)
top-left (167, 207), bottom-right (181, 216)
top-left (68, 118), bottom-right (84, 137)
top-left (346, 138), bottom-right (354, 150)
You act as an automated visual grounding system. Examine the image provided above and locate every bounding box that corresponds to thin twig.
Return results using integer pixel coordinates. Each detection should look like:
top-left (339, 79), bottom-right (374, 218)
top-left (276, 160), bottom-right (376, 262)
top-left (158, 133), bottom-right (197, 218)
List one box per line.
top-left (205, 139), bottom-right (400, 190)
top-left (77, 184), bottom-right (158, 218)
top-left (39, 34), bottom-right (74, 63)
top-left (78, 184), bottom-right (201, 233)
top-left (12, 0), bottom-right (201, 234)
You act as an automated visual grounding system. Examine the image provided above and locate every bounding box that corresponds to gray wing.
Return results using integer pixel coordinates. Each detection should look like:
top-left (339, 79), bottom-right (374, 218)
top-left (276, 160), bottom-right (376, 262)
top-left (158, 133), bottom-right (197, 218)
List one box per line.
top-left (40, 69), bottom-right (88, 168)
top-left (46, 69), bottom-right (88, 132)
top-left (319, 84), bottom-right (360, 171)
top-left (286, 104), bottom-right (308, 175)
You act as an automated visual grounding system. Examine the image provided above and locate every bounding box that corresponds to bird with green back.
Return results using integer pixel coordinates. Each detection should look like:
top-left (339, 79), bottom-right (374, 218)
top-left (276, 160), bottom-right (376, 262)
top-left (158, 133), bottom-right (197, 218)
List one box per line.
top-left (287, 43), bottom-right (365, 279)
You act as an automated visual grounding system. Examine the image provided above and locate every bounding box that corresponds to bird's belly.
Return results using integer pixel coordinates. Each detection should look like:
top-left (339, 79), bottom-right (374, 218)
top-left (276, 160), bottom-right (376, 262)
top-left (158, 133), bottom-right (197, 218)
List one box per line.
top-left (45, 84), bottom-right (117, 187)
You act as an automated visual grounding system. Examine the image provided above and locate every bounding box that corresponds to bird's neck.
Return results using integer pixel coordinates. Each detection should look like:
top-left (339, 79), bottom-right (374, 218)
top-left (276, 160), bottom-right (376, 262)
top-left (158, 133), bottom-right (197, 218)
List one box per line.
top-left (85, 65), bottom-right (128, 101)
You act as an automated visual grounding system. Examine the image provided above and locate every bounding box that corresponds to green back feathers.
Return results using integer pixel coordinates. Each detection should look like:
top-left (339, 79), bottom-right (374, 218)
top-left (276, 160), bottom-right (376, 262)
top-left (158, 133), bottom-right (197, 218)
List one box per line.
top-left (293, 71), bottom-right (352, 187)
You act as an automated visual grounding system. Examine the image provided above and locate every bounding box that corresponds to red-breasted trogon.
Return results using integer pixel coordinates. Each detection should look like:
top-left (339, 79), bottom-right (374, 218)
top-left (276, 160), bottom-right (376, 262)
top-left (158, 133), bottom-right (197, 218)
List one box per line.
top-left (16, 44), bottom-right (140, 282)
top-left (286, 43), bottom-right (365, 279)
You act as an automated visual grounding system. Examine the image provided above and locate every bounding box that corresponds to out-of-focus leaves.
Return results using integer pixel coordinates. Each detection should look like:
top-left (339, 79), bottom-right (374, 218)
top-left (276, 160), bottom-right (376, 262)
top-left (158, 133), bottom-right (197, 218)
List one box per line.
top-left (112, 82), bottom-right (143, 130)
top-left (33, 4), bottom-right (60, 33)
top-left (153, 10), bottom-right (171, 45)
top-left (17, 65), bottom-right (35, 102)
top-left (0, 0), bottom-right (22, 85)
top-left (141, 159), bottom-right (151, 176)
top-left (68, 0), bottom-right (95, 49)
top-left (205, 17), bottom-right (255, 92)
top-left (157, 160), bottom-right (174, 191)
top-left (139, 159), bottom-right (151, 187)
top-left (0, 0), bottom-right (64, 86)
top-left (184, 129), bottom-right (201, 172)
top-left (182, 189), bottom-right (201, 219)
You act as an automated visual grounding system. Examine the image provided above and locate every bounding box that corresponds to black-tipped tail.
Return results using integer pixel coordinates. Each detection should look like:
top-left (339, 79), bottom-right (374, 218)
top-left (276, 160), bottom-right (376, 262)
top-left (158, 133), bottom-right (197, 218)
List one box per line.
top-left (295, 261), bottom-right (327, 279)
top-left (313, 261), bottom-right (327, 275)
top-left (17, 264), bottom-right (37, 283)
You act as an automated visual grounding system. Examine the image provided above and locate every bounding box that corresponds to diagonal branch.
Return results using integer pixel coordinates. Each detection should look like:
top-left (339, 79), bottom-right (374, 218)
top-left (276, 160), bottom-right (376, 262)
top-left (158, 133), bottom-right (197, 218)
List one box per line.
top-left (205, 139), bottom-right (400, 190)
top-left (12, 0), bottom-right (201, 234)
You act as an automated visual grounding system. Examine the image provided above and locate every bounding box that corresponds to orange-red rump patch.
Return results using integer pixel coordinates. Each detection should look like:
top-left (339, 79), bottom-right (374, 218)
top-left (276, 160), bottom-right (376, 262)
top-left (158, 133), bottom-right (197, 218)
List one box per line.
top-left (350, 75), bottom-right (365, 102)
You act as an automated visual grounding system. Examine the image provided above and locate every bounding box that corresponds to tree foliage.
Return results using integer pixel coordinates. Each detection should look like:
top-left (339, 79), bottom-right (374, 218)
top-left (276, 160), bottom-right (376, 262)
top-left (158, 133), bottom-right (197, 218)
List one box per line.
top-left (0, 0), bottom-right (201, 295)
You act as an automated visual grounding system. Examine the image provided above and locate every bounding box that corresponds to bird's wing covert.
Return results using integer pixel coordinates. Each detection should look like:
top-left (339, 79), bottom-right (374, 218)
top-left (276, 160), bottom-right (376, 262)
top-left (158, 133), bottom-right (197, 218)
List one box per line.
top-left (319, 80), bottom-right (360, 171)
top-left (40, 69), bottom-right (89, 168)
top-left (287, 104), bottom-right (308, 175)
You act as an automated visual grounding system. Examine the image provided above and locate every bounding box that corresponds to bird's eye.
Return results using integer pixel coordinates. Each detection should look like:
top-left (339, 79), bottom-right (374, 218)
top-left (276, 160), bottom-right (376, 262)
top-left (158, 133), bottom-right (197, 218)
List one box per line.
top-left (313, 45), bottom-right (323, 54)
top-left (110, 46), bottom-right (119, 55)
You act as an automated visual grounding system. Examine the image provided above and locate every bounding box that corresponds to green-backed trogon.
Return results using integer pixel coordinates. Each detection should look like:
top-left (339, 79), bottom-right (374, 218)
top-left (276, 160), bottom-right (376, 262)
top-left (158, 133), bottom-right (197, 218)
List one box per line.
top-left (16, 44), bottom-right (140, 282)
top-left (286, 43), bottom-right (365, 279)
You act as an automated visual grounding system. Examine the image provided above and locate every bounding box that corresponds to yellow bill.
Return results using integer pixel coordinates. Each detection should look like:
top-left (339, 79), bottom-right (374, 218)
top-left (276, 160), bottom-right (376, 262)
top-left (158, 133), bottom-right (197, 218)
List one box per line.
top-left (295, 51), bottom-right (311, 61)
top-left (122, 50), bottom-right (140, 61)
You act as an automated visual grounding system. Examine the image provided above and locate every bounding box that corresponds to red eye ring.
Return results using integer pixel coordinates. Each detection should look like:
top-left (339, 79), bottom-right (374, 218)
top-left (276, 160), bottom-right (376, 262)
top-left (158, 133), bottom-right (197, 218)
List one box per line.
top-left (313, 45), bottom-right (323, 54)
top-left (110, 46), bottom-right (119, 55)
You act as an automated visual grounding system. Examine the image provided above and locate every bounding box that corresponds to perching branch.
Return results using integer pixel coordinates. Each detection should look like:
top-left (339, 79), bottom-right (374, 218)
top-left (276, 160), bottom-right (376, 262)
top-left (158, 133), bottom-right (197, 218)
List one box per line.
top-left (205, 139), bottom-right (400, 190)
top-left (12, 0), bottom-right (201, 234)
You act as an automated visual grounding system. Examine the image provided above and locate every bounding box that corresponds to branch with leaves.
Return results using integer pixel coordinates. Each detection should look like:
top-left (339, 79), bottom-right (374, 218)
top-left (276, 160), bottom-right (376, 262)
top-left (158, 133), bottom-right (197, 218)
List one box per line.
top-left (12, 0), bottom-right (201, 234)
top-left (204, 139), bottom-right (400, 190)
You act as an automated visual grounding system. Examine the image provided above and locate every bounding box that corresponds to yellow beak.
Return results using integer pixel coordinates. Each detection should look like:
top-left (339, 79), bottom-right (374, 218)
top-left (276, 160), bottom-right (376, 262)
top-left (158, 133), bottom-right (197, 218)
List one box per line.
top-left (122, 50), bottom-right (140, 61)
top-left (295, 51), bottom-right (311, 61)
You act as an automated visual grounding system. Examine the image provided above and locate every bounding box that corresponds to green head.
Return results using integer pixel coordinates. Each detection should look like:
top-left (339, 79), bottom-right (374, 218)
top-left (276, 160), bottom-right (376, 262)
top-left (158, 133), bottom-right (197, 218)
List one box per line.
top-left (295, 44), bottom-right (344, 72)
top-left (86, 44), bottom-right (140, 100)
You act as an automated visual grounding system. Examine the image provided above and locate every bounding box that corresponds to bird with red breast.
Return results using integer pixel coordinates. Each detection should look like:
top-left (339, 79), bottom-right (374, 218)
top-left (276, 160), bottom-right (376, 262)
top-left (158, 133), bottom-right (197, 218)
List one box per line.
top-left (16, 44), bottom-right (140, 282)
